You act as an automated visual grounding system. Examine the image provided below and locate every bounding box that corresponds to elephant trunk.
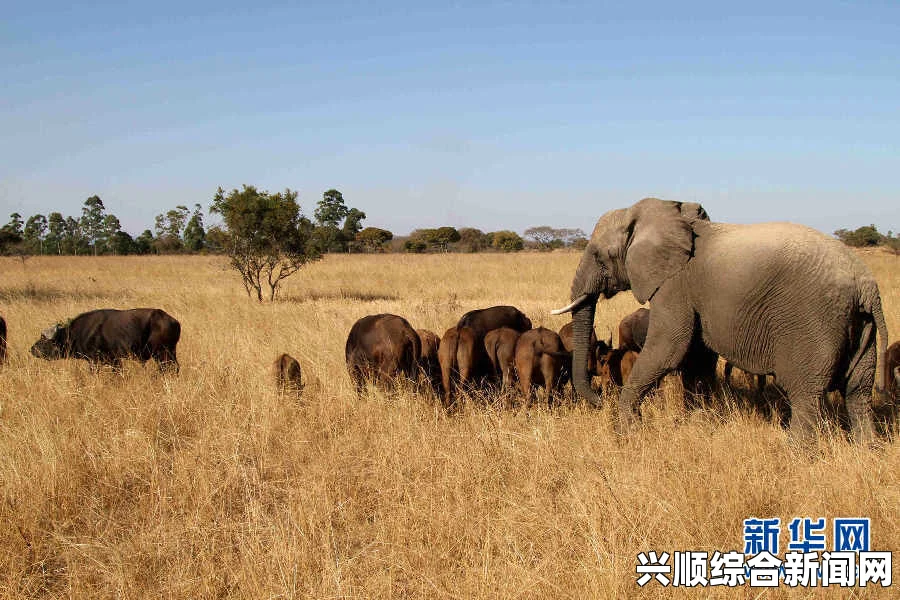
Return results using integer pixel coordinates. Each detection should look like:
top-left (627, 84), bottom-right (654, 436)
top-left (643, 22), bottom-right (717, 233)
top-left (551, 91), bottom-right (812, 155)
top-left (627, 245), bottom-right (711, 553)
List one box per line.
top-left (572, 299), bottom-right (602, 407)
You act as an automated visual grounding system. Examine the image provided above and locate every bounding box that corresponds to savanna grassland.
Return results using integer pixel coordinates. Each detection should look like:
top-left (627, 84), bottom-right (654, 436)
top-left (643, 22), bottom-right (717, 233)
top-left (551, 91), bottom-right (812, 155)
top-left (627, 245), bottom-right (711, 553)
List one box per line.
top-left (0, 250), bottom-right (898, 599)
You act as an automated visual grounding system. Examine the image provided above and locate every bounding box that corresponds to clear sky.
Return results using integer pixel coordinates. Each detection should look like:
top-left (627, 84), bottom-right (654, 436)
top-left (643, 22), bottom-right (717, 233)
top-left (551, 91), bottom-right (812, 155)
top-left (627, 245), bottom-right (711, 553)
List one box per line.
top-left (2, 1), bottom-right (898, 237)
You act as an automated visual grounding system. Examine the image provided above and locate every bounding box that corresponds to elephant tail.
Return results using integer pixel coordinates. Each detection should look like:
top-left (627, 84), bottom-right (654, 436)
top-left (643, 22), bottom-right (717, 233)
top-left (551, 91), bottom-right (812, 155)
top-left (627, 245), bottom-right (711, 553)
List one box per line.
top-left (873, 294), bottom-right (890, 400)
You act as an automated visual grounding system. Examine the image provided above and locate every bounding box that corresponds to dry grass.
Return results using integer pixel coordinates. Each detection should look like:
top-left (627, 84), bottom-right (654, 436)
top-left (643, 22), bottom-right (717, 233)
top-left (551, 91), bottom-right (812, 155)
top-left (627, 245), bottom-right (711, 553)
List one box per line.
top-left (0, 250), bottom-right (898, 598)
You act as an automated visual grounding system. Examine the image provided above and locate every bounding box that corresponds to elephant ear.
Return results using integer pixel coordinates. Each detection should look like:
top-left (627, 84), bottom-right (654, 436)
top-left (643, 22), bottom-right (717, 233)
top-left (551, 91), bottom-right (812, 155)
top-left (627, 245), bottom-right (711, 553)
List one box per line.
top-left (679, 201), bottom-right (709, 224)
top-left (624, 199), bottom-right (699, 304)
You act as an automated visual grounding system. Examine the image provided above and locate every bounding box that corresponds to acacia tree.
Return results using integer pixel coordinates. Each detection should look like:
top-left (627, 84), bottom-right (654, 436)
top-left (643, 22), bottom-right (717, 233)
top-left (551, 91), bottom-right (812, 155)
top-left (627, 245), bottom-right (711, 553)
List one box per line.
top-left (356, 227), bottom-right (393, 252)
top-left (407, 227), bottom-right (461, 252)
top-left (491, 230), bottom-right (524, 252)
top-left (457, 227), bottom-right (491, 252)
top-left (211, 185), bottom-right (320, 301)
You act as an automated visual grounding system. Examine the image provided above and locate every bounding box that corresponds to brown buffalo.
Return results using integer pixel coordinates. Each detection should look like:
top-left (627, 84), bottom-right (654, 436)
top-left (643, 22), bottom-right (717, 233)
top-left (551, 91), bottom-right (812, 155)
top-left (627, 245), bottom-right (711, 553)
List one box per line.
top-left (436, 305), bottom-right (531, 406)
top-left (273, 353), bottom-right (303, 393)
top-left (438, 325), bottom-right (486, 405)
top-left (617, 307), bottom-right (649, 352)
top-left (595, 336), bottom-right (717, 404)
top-left (30, 308), bottom-right (180, 372)
top-left (0, 315), bottom-right (6, 365)
top-left (456, 305), bottom-right (532, 338)
top-left (873, 341), bottom-right (900, 435)
top-left (484, 327), bottom-right (521, 389)
top-left (416, 329), bottom-right (442, 392)
top-left (597, 348), bottom-right (640, 388)
top-left (515, 327), bottom-right (568, 405)
top-left (345, 314), bottom-right (421, 394)
top-left (723, 361), bottom-right (767, 395)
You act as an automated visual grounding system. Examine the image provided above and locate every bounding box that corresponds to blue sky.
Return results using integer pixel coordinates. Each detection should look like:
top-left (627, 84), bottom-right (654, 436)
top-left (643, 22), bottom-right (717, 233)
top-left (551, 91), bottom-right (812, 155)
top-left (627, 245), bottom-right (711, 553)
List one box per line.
top-left (2, 1), bottom-right (898, 236)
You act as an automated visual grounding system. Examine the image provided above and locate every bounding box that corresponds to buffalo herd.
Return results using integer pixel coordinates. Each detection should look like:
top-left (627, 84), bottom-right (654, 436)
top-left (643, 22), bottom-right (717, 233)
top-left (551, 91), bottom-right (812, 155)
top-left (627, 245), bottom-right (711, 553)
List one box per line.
top-left (344, 306), bottom-right (900, 430)
top-left (343, 305), bottom-right (738, 408)
top-left (1, 300), bottom-right (897, 428)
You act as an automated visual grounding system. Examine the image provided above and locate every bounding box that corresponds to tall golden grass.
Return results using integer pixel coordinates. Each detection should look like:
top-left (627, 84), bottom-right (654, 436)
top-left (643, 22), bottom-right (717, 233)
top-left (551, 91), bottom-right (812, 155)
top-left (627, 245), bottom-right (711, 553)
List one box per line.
top-left (0, 250), bottom-right (897, 598)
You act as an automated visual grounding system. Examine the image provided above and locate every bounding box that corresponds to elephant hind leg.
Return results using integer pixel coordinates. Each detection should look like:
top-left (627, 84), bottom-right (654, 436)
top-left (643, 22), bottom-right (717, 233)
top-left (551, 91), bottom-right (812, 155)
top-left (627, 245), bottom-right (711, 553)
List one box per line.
top-left (788, 388), bottom-right (825, 444)
top-left (842, 323), bottom-right (877, 444)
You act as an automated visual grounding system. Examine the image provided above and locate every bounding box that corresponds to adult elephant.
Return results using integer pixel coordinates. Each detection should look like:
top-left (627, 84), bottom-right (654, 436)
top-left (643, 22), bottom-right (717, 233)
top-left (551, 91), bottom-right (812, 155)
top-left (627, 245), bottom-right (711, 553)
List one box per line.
top-left (553, 198), bottom-right (889, 443)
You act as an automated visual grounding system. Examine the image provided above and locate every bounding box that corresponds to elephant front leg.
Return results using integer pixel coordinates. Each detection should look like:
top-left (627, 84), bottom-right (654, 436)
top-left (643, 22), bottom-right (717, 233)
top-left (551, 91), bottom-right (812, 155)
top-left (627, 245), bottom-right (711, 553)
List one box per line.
top-left (617, 316), bottom-right (695, 436)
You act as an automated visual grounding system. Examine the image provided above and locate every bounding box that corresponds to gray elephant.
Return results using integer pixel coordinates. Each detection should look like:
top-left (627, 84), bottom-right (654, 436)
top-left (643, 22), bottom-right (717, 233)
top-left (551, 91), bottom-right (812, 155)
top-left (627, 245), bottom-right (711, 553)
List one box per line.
top-left (554, 198), bottom-right (889, 443)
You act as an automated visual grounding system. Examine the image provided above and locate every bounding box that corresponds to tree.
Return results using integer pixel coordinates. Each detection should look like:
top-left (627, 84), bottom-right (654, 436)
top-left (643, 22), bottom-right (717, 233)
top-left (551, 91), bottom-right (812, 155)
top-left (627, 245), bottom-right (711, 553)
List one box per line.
top-left (183, 204), bottom-right (206, 252)
top-left (23, 214), bottom-right (48, 255)
top-left (80, 196), bottom-right (106, 255)
top-left (64, 216), bottom-right (87, 255)
top-left (101, 214), bottom-right (122, 254)
top-left (134, 230), bottom-right (155, 254)
top-left (456, 227), bottom-right (490, 252)
top-left (311, 189), bottom-right (367, 253)
top-left (570, 235), bottom-right (589, 250)
top-left (834, 225), bottom-right (883, 247)
top-left (154, 205), bottom-right (190, 253)
top-left (429, 226), bottom-right (461, 251)
top-left (47, 212), bottom-right (66, 254)
top-left (211, 185), bottom-right (321, 301)
top-left (314, 189), bottom-right (350, 228)
top-left (407, 227), bottom-right (461, 252)
top-left (356, 227), bottom-right (393, 252)
top-left (204, 226), bottom-right (228, 253)
top-left (884, 235), bottom-right (900, 255)
top-left (491, 230), bottom-right (524, 252)
top-left (524, 226), bottom-right (559, 249)
top-left (524, 226), bottom-right (586, 250)
top-left (557, 228), bottom-right (587, 247)
top-left (3, 213), bottom-right (24, 236)
top-left (110, 230), bottom-right (137, 255)
top-left (342, 208), bottom-right (367, 242)
top-left (403, 238), bottom-right (427, 253)
top-left (0, 216), bottom-right (22, 254)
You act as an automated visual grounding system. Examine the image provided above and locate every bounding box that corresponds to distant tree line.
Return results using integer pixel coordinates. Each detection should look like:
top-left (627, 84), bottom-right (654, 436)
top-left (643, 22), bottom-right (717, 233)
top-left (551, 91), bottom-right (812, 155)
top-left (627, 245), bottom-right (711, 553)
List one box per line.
top-left (0, 189), bottom-right (589, 257)
top-left (398, 226), bottom-right (586, 254)
top-left (834, 224), bottom-right (900, 254)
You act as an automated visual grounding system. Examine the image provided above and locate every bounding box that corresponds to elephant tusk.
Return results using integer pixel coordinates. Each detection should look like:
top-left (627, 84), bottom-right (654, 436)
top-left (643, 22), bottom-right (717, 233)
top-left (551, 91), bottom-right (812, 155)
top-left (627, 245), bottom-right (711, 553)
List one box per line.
top-left (551, 294), bottom-right (590, 315)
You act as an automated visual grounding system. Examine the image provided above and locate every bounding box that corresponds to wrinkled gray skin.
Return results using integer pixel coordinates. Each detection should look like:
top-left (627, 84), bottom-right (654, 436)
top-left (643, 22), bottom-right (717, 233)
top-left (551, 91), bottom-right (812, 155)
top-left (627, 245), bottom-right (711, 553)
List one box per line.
top-left (558, 198), bottom-right (889, 443)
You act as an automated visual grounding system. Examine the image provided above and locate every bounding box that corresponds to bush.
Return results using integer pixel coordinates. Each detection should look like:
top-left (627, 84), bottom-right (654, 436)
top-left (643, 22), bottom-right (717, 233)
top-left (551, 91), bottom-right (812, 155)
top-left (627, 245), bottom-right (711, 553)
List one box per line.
top-left (491, 230), bottom-right (524, 252)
